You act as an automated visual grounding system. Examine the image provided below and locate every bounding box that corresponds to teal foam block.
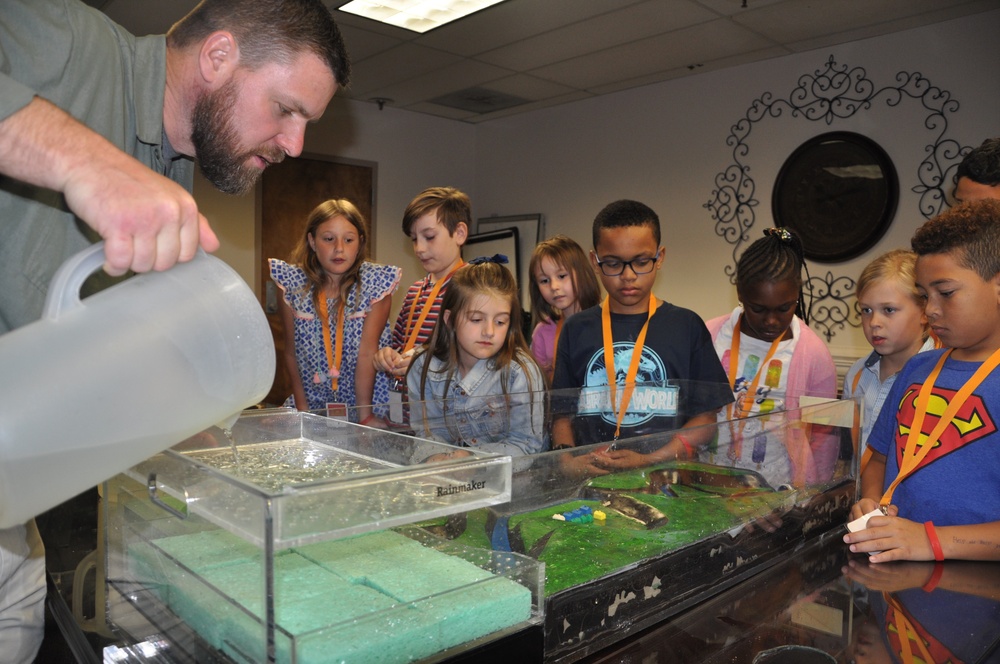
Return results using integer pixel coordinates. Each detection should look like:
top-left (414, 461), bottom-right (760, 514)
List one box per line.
top-left (354, 544), bottom-right (493, 603)
top-left (201, 552), bottom-right (402, 663)
top-left (152, 528), bottom-right (262, 574)
top-left (413, 576), bottom-right (533, 651)
top-left (296, 606), bottom-right (442, 664)
top-left (294, 530), bottom-right (424, 583)
top-left (143, 529), bottom-right (531, 663)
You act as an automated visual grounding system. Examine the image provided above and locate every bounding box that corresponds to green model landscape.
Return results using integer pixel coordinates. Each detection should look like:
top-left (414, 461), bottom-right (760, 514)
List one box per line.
top-left (420, 461), bottom-right (805, 594)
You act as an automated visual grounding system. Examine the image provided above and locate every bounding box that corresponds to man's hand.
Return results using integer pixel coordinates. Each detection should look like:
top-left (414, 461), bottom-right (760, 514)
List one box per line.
top-left (0, 97), bottom-right (218, 275)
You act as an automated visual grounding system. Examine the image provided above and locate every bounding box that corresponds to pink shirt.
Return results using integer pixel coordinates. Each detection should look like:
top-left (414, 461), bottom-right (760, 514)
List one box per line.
top-left (531, 319), bottom-right (559, 379)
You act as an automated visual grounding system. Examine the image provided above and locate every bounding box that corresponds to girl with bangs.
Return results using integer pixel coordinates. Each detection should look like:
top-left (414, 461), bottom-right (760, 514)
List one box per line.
top-left (407, 257), bottom-right (548, 455)
top-left (529, 235), bottom-right (602, 380)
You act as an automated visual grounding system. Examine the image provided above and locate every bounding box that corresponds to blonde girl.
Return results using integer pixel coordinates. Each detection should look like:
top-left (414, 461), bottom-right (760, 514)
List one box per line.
top-left (528, 235), bottom-right (601, 379)
top-left (843, 249), bottom-right (937, 463)
top-left (407, 257), bottom-right (548, 455)
top-left (269, 199), bottom-right (400, 423)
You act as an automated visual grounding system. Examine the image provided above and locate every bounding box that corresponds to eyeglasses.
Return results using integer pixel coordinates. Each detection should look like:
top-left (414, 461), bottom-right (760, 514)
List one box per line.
top-left (595, 251), bottom-right (660, 276)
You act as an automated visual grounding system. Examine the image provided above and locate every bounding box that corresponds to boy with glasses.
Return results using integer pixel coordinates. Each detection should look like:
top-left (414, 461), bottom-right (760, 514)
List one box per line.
top-left (551, 200), bottom-right (730, 469)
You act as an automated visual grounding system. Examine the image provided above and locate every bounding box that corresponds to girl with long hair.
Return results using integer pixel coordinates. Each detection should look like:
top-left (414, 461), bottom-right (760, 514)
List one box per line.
top-left (407, 257), bottom-right (548, 455)
top-left (269, 199), bottom-right (400, 423)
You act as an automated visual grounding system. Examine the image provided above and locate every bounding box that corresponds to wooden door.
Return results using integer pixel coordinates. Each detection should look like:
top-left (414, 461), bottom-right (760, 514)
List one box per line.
top-left (259, 155), bottom-right (376, 406)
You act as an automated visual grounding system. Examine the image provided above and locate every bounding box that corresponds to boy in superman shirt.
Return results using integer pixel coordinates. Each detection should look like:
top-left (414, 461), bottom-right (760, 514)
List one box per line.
top-left (845, 199), bottom-right (1000, 562)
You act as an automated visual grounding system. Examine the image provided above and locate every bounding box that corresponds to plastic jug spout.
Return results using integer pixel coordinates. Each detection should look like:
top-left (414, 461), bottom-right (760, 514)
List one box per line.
top-left (216, 411), bottom-right (242, 434)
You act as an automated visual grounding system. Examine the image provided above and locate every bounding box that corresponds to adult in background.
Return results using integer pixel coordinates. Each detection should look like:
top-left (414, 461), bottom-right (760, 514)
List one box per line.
top-left (0, 1), bottom-right (349, 659)
top-left (954, 137), bottom-right (1000, 203)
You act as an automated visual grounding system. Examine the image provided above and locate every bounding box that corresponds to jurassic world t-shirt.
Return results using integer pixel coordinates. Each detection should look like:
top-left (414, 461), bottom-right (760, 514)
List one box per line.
top-left (551, 302), bottom-right (732, 444)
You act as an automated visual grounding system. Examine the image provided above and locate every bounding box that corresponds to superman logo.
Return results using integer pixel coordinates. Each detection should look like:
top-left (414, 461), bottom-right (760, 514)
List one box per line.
top-left (894, 382), bottom-right (997, 468)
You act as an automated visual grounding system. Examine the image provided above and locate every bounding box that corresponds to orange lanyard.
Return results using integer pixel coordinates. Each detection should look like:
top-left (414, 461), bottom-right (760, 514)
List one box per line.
top-left (884, 592), bottom-right (936, 664)
top-left (317, 294), bottom-right (345, 392)
top-left (402, 261), bottom-right (463, 353)
top-left (601, 294), bottom-right (657, 440)
top-left (881, 347), bottom-right (1000, 506)
top-left (727, 316), bottom-right (783, 418)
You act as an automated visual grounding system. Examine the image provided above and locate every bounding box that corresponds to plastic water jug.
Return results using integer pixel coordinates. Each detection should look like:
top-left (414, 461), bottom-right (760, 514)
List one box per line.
top-left (0, 243), bottom-right (275, 528)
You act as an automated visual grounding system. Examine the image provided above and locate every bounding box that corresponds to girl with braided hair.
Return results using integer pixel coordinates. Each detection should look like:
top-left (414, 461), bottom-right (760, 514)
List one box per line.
top-left (704, 227), bottom-right (838, 487)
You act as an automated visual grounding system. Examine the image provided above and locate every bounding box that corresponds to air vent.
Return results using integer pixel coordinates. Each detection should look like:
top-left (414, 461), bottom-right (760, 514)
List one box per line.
top-left (428, 87), bottom-right (530, 114)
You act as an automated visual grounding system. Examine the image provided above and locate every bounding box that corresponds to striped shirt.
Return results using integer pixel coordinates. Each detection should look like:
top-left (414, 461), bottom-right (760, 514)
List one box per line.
top-left (390, 274), bottom-right (452, 354)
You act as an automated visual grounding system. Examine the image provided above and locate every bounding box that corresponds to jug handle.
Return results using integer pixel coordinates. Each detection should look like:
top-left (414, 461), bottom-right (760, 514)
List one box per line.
top-left (42, 242), bottom-right (108, 321)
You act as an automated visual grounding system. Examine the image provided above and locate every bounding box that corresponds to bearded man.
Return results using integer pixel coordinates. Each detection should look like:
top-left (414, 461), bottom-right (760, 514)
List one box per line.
top-left (0, 1), bottom-right (349, 659)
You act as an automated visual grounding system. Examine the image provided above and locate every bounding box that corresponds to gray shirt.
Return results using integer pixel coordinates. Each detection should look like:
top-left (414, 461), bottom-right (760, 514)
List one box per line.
top-left (0, 0), bottom-right (194, 333)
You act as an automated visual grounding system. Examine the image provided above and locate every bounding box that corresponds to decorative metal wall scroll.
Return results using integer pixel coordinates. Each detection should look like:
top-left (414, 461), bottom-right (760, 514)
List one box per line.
top-left (704, 55), bottom-right (970, 340)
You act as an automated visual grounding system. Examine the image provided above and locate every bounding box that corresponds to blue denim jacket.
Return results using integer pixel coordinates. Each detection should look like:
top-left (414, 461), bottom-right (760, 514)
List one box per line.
top-left (407, 352), bottom-right (548, 455)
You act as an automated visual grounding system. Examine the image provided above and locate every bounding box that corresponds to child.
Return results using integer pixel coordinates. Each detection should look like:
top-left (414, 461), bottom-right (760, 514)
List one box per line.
top-left (372, 187), bottom-right (469, 419)
top-left (528, 235), bottom-right (602, 379)
top-left (269, 199), bottom-right (401, 423)
top-left (845, 199), bottom-right (1000, 562)
top-left (842, 250), bottom-right (937, 467)
top-left (406, 257), bottom-right (548, 455)
top-left (705, 228), bottom-right (838, 487)
top-left (550, 199), bottom-right (732, 470)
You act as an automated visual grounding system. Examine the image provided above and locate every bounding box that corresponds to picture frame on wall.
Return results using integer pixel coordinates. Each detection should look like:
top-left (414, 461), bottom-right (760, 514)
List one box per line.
top-left (463, 228), bottom-right (520, 281)
top-left (474, 214), bottom-right (542, 307)
top-left (471, 214), bottom-right (542, 248)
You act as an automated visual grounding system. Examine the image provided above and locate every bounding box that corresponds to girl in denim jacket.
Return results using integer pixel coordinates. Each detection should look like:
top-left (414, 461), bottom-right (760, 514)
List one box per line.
top-left (407, 257), bottom-right (548, 455)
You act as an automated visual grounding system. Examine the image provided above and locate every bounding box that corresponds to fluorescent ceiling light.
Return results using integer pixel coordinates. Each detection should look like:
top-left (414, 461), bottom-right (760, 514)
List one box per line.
top-left (338, 0), bottom-right (506, 33)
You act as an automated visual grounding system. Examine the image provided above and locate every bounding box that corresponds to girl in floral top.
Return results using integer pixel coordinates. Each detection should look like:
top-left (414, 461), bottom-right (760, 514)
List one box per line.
top-left (269, 199), bottom-right (400, 424)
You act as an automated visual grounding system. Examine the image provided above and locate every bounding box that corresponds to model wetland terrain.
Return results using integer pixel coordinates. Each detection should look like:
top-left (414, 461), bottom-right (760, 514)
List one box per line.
top-left (420, 461), bottom-right (803, 594)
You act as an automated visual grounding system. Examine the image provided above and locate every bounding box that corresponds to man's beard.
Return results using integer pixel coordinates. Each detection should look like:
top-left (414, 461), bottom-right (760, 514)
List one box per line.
top-left (191, 79), bottom-right (285, 196)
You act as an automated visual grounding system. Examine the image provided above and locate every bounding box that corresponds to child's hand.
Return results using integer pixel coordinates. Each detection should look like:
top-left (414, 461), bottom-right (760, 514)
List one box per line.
top-left (373, 346), bottom-right (402, 374)
top-left (390, 348), bottom-right (416, 376)
top-left (591, 448), bottom-right (650, 471)
top-left (850, 497), bottom-right (881, 521)
top-left (843, 512), bottom-right (934, 563)
top-left (558, 451), bottom-right (611, 478)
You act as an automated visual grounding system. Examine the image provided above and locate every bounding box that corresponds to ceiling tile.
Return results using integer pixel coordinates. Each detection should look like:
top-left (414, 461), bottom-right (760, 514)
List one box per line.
top-left (479, 74), bottom-right (579, 101)
top-left (784, 0), bottom-right (1000, 52)
top-left (531, 19), bottom-right (774, 91)
top-left (338, 23), bottom-right (403, 62)
top-left (733, 0), bottom-right (980, 43)
top-left (461, 91), bottom-right (595, 123)
top-left (587, 45), bottom-right (789, 95)
top-left (351, 59), bottom-right (513, 106)
top-left (413, 0), bottom-right (649, 56)
top-left (348, 43), bottom-right (463, 96)
top-left (477, 0), bottom-right (717, 71)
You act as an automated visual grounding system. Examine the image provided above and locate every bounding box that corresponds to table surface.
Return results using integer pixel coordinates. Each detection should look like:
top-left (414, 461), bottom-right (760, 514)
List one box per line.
top-left (36, 492), bottom-right (1000, 664)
